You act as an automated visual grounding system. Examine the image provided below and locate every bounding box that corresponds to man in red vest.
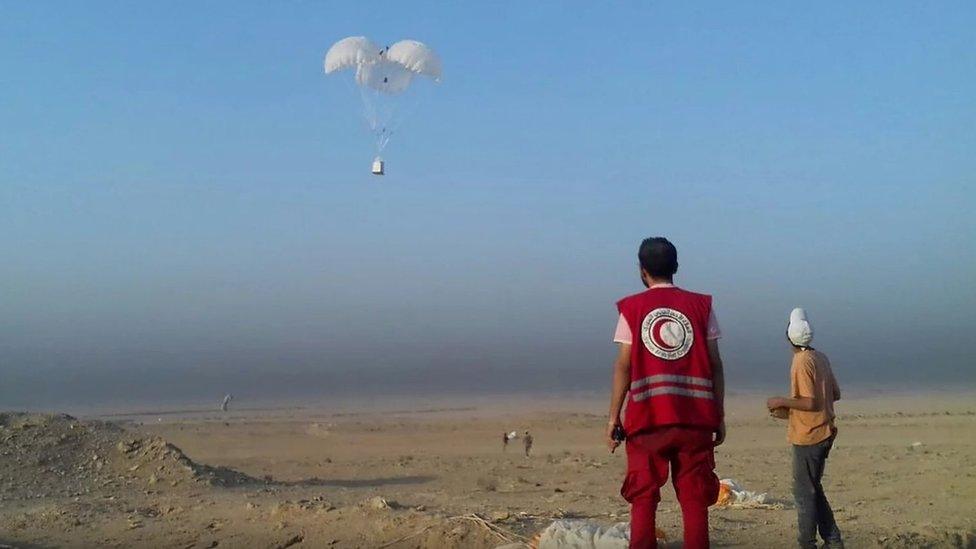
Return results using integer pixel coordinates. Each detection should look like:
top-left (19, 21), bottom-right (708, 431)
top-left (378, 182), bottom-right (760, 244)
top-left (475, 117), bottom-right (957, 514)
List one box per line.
top-left (607, 237), bottom-right (726, 549)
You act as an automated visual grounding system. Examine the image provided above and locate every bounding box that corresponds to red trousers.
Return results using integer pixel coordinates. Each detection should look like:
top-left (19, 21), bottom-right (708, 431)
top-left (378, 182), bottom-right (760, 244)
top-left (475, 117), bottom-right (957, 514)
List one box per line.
top-left (622, 426), bottom-right (719, 549)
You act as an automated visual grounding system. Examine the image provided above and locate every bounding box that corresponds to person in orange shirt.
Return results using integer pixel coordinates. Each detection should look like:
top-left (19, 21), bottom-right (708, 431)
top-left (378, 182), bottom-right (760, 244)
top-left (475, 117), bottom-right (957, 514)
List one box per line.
top-left (767, 308), bottom-right (844, 549)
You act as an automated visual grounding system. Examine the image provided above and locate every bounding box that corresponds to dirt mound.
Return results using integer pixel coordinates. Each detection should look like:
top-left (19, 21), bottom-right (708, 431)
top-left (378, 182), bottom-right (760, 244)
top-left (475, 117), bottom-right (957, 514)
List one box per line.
top-left (878, 528), bottom-right (976, 549)
top-left (0, 412), bottom-right (258, 502)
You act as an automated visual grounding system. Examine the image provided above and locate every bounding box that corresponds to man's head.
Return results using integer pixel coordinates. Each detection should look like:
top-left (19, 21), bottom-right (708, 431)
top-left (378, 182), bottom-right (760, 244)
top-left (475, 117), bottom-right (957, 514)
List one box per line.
top-left (786, 307), bottom-right (814, 351)
top-left (638, 237), bottom-right (679, 286)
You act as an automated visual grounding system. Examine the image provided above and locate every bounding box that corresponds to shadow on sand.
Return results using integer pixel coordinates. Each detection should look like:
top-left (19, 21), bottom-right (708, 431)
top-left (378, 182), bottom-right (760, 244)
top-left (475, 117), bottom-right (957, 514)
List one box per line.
top-left (0, 539), bottom-right (54, 549)
top-left (274, 475), bottom-right (437, 488)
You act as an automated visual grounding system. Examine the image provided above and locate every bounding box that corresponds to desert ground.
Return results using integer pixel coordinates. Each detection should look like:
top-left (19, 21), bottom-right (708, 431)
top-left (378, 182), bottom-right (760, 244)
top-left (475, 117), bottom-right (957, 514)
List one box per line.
top-left (2, 392), bottom-right (974, 548)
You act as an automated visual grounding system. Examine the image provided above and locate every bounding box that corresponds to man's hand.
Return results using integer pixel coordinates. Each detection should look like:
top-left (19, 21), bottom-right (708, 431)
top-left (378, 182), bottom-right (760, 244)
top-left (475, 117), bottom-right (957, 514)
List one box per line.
top-left (607, 343), bottom-right (631, 454)
top-left (766, 396), bottom-right (785, 411)
top-left (713, 420), bottom-right (726, 446)
top-left (606, 421), bottom-right (622, 454)
top-left (706, 339), bottom-right (726, 447)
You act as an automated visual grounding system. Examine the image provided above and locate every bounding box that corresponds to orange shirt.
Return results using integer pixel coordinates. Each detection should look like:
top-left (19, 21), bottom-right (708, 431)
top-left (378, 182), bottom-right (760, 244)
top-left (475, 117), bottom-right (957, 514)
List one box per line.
top-left (788, 349), bottom-right (840, 445)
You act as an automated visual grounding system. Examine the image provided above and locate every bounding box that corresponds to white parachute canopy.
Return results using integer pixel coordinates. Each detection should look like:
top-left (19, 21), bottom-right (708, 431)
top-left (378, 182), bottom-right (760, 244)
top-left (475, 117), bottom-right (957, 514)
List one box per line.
top-left (323, 36), bottom-right (442, 170)
top-left (323, 36), bottom-right (382, 74)
top-left (386, 40), bottom-right (442, 81)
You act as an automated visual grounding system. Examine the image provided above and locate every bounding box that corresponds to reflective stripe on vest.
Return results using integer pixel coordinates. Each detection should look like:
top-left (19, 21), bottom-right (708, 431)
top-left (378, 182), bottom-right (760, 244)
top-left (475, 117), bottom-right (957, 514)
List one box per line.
top-left (630, 374), bottom-right (713, 390)
top-left (631, 385), bottom-right (715, 402)
top-left (630, 374), bottom-right (715, 402)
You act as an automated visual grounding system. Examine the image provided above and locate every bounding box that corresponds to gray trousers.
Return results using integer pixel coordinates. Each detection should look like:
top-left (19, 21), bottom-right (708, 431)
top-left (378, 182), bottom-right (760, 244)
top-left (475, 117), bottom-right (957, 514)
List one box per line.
top-left (793, 436), bottom-right (843, 549)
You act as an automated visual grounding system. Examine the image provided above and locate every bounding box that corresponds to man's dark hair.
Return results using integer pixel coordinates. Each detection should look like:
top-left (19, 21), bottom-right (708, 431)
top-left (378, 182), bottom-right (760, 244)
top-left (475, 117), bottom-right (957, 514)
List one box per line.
top-left (638, 237), bottom-right (679, 279)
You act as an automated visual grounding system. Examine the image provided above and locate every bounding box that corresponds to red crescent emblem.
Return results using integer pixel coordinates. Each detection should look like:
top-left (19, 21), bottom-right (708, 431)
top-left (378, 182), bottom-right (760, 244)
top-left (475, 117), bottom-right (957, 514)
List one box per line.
top-left (641, 308), bottom-right (694, 360)
top-left (651, 318), bottom-right (680, 351)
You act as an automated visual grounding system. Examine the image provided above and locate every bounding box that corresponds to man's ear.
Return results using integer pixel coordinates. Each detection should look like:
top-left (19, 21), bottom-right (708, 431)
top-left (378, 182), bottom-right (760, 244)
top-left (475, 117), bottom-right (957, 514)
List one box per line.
top-left (639, 267), bottom-right (650, 288)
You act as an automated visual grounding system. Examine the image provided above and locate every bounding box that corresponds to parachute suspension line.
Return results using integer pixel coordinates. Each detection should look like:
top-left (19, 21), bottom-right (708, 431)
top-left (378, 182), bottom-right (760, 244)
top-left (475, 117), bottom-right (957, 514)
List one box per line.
top-left (358, 86), bottom-right (383, 152)
top-left (358, 85), bottom-right (404, 154)
top-left (346, 76), bottom-right (380, 151)
top-left (384, 88), bottom-right (426, 146)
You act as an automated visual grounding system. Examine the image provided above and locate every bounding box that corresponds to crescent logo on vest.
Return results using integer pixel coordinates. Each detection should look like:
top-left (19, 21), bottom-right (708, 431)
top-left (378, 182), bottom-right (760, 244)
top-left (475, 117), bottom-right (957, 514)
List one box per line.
top-left (640, 308), bottom-right (694, 360)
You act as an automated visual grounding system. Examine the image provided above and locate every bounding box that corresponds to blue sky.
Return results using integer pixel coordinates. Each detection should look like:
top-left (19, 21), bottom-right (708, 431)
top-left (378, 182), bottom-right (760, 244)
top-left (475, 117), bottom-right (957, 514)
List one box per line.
top-left (1, 2), bottom-right (974, 408)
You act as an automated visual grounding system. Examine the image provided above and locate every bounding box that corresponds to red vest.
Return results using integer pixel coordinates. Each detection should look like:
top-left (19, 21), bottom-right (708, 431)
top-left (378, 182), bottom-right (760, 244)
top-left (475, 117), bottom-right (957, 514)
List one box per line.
top-left (617, 287), bottom-right (720, 434)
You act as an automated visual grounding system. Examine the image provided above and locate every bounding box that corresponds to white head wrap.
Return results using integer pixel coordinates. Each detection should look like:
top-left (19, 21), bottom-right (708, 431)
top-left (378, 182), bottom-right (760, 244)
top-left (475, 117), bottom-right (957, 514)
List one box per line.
top-left (787, 308), bottom-right (814, 347)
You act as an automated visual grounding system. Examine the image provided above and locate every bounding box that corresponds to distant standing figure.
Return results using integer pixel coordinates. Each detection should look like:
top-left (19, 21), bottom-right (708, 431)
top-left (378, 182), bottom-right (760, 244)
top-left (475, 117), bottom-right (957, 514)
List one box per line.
top-left (221, 394), bottom-right (233, 412)
top-left (523, 431), bottom-right (533, 457)
top-left (502, 432), bottom-right (509, 452)
top-left (767, 308), bottom-right (843, 549)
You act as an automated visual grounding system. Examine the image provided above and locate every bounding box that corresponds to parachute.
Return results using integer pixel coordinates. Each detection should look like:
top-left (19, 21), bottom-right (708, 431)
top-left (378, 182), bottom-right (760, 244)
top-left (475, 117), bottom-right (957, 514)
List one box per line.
top-left (323, 36), bottom-right (442, 175)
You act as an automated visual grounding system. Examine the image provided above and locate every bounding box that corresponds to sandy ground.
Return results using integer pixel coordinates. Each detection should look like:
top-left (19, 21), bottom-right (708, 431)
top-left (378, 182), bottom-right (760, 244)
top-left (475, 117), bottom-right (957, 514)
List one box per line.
top-left (2, 392), bottom-right (975, 548)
